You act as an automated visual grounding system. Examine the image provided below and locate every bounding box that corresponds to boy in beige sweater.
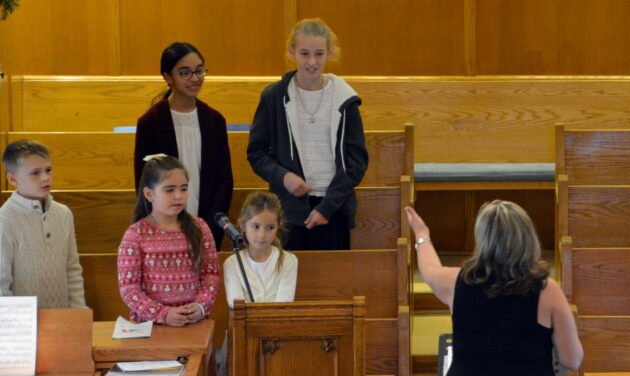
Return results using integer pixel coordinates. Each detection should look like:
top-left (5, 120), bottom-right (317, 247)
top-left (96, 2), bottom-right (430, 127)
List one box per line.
top-left (0, 139), bottom-right (85, 308)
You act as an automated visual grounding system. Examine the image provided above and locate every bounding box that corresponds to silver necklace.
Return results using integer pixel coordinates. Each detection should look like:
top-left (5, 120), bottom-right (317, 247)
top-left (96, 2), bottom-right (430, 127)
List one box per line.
top-left (296, 78), bottom-right (326, 124)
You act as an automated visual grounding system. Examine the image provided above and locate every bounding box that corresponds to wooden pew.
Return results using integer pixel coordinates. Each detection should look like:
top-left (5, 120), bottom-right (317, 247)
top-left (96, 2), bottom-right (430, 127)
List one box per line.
top-left (556, 125), bottom-right (630, 374)
top-left (10, 75), bottom-right (630, 164)
top-left (13, 75), bottom-right (630, 255)
top-left (0, 125), bottom-right (412, 374)
top-left (72, 245), bottom-right (410, 376)
top-left (2, 127), bottom-right (412, 250)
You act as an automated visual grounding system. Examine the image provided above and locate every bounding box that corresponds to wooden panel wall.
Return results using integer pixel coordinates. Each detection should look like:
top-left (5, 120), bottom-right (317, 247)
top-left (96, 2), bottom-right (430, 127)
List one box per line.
top-left (297, 0), bottom-right (467, 75)
top-left (476, 0), bottom-right (630, 75)
top-left (119, 0), bottom-right (288, 76)
top-left (3, 0), bottom-right (630, 75)
top-left (0, 0), bottom-right (120, 75)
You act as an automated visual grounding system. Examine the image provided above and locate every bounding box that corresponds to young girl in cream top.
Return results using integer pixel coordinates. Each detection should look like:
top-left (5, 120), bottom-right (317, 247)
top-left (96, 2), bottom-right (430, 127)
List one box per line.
top-left (223, 191), bottom-right (298, 308)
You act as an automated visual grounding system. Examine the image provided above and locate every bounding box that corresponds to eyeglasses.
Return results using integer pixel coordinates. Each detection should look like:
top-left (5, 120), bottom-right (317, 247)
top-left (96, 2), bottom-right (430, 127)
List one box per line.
top-left (176, 67), bottom-right (208, 80)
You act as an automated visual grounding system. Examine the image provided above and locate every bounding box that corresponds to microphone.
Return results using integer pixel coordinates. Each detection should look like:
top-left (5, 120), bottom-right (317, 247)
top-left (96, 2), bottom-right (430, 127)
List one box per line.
top-left (214, 212), bottom-right (243, 245)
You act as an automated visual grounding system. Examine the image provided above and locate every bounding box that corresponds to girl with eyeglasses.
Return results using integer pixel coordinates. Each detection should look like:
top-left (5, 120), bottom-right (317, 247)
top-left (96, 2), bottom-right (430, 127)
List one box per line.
top-left (134, 42), bottom-right (233, 249)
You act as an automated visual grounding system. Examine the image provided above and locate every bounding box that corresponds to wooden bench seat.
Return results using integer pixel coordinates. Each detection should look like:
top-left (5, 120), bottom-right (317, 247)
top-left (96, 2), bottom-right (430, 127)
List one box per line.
top-left (415, 162), bottom-right (556, 190)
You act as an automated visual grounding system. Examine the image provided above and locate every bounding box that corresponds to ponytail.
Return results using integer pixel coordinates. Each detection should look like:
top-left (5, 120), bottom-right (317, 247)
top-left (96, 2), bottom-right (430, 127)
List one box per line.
top-left (151, 88), bottom-right (171, 106)
top-left (178, 210), bottom-right (203, 271)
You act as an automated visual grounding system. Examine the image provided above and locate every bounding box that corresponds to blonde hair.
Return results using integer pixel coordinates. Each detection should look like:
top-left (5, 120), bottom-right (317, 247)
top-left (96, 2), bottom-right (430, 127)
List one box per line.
top-left (238, 191), bottom-right (286, 272)
top-left (286, 18), bottom-right (341, 62)
top-left (460, 200), bottom-right (549, 298)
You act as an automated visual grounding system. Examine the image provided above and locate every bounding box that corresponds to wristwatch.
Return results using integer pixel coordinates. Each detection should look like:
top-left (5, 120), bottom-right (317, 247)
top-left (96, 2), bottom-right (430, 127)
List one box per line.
top-left (414, 237), bottom-right (432, 249)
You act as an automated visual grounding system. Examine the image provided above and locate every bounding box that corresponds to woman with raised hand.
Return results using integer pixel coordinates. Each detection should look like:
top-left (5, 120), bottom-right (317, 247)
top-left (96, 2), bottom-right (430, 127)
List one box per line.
top-left (405, 200), bottom-right (583, 375)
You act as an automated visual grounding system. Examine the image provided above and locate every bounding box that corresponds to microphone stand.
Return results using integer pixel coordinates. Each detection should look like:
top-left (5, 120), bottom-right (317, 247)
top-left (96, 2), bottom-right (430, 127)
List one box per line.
top-left (231, 237), bottom-right (255, 303)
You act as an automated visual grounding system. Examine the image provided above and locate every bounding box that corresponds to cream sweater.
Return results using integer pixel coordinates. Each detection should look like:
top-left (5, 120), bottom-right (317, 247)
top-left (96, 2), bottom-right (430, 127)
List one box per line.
top-left (0, 192), bottom-right (85, 308)
top-left (223, 247), bottom-right (297, 308)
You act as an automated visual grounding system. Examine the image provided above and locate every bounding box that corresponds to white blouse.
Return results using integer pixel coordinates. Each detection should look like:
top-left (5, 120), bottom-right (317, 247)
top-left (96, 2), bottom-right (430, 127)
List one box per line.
top-left (170, 108), bottom-right (202, 216)
top-left (223, 247), bottom-right (298, 308)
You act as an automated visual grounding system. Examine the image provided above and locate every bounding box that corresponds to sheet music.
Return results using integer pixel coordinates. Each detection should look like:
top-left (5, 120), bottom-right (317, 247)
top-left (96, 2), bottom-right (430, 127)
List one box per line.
top-left (0, 297), bottom-right (37, 376)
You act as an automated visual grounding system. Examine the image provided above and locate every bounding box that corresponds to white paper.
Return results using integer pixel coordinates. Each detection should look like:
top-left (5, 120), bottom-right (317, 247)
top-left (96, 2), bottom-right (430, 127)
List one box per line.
top-left (443, 344), bottom-right (452, 375)
top-left (117, 360), bottom-right (182, 372)
top-left (112, 316), bottom-right (153, 339)
top-left (107, 360), bottom-right (184, 376)
top-left (0, 296), bottom-right (37, 376)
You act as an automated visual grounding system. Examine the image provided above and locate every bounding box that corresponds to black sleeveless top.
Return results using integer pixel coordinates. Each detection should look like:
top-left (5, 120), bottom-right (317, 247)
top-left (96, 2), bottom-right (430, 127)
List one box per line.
top-left (446, 273), bottom-right (554, 376)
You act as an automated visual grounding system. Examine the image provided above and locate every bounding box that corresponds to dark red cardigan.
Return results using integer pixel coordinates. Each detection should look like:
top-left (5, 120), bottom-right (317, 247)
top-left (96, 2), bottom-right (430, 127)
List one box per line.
top-left (134, 99), bottom-right (234, 248)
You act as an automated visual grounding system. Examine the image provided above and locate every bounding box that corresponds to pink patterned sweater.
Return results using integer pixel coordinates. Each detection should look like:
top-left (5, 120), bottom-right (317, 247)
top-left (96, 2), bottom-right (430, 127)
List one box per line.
top-left (117, 217), bottom-right (220, 324)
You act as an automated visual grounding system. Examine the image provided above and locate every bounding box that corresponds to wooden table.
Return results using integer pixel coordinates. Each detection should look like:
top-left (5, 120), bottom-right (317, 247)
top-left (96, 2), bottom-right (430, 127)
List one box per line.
top-left (92, 319), bottom-right (214, 376)
top-left (585, 373), bottom-right (630, 376)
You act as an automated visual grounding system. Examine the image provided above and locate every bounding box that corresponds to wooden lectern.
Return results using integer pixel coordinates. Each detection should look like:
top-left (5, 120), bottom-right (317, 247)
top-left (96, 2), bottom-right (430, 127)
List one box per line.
top-left (229, 297), bottom-right (365, 376)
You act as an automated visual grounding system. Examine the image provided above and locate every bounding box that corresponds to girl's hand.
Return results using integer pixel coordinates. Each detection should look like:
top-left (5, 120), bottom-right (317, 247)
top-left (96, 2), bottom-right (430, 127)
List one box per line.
top-left (304, 209), bottom-right (328, 229)
top-left (283, 172), bottom-right (312, 197)
top-left (404, 207), bottom-right (430, 239)
top-left (182, 303), bottom-right (204, 324)
top-left (165, 306), bottom-right (191, 327)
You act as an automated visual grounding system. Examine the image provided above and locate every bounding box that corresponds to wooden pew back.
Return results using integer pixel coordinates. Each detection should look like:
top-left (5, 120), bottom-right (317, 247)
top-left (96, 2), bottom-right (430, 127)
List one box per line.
top-left (557, 127), bottom-right (630, 185)
top-left (567, 186), bottom-right (630, 248)
top-left (3, 127), bottom-right (412, 250)
top-left (11, 75), bottom-right (630, 164)
top-left (579, 316), bottom-right (630, 373)
top-left (557, 125), bottom-right (630, 374)
top-left (4, 130), bottom-right (409, 189)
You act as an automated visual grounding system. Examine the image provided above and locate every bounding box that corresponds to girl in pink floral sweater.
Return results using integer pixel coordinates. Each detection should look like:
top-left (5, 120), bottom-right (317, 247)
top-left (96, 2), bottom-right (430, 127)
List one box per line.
top-left (118, 154), bottom-right (220, 326)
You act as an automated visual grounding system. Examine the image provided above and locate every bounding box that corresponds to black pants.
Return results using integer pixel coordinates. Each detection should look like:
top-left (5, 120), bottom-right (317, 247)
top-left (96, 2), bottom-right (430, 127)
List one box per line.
top-left (283, 196), bottom-right (350, 250)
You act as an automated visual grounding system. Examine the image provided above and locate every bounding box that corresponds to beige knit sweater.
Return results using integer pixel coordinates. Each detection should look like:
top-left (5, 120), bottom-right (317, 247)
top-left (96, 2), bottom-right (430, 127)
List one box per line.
top-left (0, 192), bottom-right (85, 308)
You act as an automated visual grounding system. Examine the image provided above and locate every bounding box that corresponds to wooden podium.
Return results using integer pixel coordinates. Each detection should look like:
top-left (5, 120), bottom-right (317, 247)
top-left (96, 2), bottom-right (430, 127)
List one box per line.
top-left (229, 297), bottom-right (365, 376)
top-left (37, 308), bottom-right (95, 376)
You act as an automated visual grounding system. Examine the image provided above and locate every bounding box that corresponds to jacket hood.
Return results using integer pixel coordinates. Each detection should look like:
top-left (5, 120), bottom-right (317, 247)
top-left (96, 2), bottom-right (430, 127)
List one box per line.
top-left (280, 70), bottom-right (361, 110)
